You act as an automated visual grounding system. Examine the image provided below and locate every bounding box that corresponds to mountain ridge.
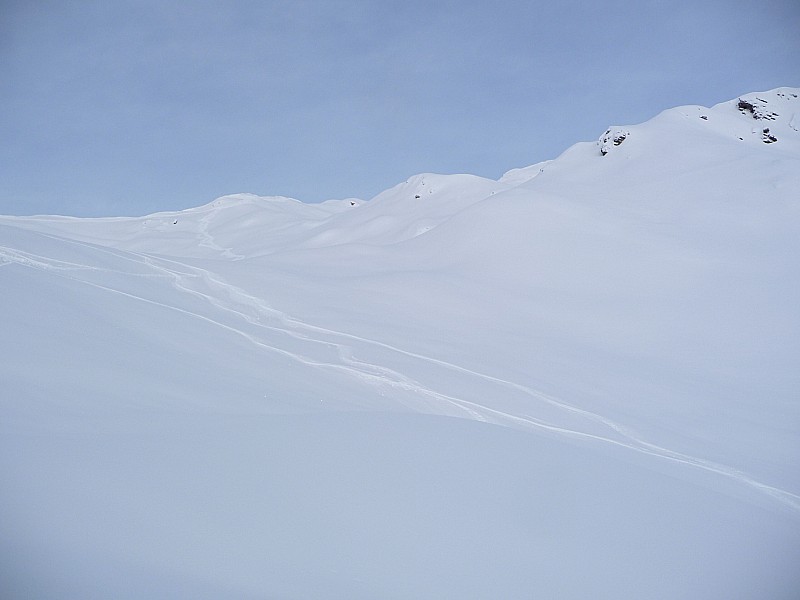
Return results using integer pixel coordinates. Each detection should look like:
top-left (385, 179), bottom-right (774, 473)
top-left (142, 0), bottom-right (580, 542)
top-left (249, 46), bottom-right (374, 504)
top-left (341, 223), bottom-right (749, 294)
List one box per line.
top-left (8, 87), bottom-right (798, 220)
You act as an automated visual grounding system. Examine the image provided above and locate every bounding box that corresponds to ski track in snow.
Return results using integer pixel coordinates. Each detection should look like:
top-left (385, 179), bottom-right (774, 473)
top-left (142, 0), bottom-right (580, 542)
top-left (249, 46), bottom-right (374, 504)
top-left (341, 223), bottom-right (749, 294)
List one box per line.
top-left (197, 207), bottom-right (245, 260)
top-left (3, 236), bottom-right (800, 516)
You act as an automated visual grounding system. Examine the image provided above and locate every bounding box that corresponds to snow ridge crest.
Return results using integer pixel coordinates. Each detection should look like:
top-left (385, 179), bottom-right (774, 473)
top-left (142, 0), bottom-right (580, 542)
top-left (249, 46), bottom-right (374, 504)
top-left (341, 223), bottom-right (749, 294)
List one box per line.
top-left (595, 86), bottom-right (800, 156)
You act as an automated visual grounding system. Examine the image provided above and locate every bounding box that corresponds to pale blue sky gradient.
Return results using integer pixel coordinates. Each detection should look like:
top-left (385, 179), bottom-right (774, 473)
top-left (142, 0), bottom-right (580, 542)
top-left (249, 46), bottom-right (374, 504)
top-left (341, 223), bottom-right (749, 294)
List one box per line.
top-left (1, 0), bottom-right (798, 216)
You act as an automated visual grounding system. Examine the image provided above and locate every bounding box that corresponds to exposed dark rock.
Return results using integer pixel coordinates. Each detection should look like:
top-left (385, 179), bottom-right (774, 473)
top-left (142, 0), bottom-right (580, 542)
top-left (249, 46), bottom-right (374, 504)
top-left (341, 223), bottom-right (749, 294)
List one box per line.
top-left (762, 128), bottom-right (778, 143)
top-left (737, 98), bottom-right (778, 120)
top-left (599, 128), bottom-right (629, 155)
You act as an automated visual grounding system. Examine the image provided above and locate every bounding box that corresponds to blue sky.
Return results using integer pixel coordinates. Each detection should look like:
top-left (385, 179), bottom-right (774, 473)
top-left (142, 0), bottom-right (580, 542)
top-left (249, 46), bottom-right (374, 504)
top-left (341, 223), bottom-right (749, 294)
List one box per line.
top-left (1, 0), bottom-right (798, 216)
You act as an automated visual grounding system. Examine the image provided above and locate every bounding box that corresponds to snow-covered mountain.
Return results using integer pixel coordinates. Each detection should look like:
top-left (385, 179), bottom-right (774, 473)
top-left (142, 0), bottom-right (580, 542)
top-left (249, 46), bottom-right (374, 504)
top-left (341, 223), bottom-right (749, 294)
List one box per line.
top-left (2, 88), bottom-right (799, 599)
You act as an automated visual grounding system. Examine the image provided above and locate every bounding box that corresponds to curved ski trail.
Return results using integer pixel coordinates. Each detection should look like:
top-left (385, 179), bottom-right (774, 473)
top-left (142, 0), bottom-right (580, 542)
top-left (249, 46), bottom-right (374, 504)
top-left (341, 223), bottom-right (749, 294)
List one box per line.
top-left (197, 207), bottom-right (245, 260)
top-left (4, 237), bottom-right (799, 515)
top-left (138, 253), bottom-right (800, 515)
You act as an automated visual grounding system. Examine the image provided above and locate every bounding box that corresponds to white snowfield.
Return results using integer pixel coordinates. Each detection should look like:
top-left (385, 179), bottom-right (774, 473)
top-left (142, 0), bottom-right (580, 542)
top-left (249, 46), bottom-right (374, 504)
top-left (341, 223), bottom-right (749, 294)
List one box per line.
top-left (2, 88), bottom-right (799, 598)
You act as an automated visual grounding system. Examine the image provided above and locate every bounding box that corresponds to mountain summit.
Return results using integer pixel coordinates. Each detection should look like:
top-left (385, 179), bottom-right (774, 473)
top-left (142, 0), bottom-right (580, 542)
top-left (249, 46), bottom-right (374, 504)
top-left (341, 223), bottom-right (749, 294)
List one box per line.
top-left (598, 87), bottom-right (799, 157)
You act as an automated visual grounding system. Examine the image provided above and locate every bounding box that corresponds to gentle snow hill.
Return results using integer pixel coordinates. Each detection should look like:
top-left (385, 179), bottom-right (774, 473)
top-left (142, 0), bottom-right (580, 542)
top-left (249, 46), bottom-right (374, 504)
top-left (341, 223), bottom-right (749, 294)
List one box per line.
top-left (2, 87), bottom-right (800, 599)
top-left (1, 173), bottom-right (505, 259)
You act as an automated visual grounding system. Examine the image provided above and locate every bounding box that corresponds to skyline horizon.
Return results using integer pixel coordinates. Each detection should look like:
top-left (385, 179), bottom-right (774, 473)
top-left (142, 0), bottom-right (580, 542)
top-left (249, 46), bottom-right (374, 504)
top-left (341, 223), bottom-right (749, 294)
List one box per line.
top-left (2, 1), bottom-right (799, 217)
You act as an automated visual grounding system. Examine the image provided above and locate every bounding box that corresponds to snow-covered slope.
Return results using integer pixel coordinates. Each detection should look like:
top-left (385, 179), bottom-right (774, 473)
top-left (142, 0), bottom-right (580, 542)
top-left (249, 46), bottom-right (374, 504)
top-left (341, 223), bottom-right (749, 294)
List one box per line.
top-left (2, 88), bottom-right (799, 599)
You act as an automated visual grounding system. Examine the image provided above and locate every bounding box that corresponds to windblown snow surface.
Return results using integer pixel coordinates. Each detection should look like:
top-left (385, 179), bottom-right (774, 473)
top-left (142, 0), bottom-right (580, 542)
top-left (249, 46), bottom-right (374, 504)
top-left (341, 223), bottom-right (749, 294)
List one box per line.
top-left (2, 88), bottom-right (800, 599)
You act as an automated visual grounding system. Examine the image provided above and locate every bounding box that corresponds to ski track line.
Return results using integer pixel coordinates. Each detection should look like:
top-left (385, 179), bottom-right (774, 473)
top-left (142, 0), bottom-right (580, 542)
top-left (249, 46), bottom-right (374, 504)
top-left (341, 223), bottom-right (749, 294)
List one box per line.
top-left (0, 245), bottom-right (171, 279)
top-left (286, 314), bottom-right (800, 512)
top-left (139, 255), bottom-right (646, 440)
top-left (2, 244), bottom-right (478, 420)
top-left (197, 206), bottom-right (245, 260)
top-left (123, 252), bottom-right (800, 515)
top-left (1, 243), bottom-right (594, 429)
top-left (135, 254), bottom-right (488, 421)
top-left (5, 239), bottom-right (800, 515)
top-left (135, 253), bottom-right (800, 515)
